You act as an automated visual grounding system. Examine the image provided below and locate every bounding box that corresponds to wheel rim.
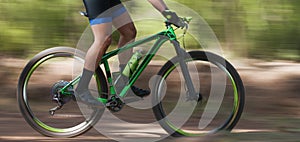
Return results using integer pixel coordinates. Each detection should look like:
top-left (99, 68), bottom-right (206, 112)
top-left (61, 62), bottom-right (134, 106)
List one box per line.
top-left (20, 53), bottom-right (100, 134)
top-left (156, 58), bottom-right (241, 136)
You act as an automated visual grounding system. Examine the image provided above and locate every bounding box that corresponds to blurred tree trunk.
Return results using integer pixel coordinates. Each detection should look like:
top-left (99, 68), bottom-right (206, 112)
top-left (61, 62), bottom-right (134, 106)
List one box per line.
top-left (222, 0), bottom-right (247, 57)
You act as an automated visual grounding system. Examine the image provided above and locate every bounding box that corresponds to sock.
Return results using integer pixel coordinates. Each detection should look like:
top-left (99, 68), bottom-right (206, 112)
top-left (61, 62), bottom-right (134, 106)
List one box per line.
top-left (76, 68), bottom-right (94, 94)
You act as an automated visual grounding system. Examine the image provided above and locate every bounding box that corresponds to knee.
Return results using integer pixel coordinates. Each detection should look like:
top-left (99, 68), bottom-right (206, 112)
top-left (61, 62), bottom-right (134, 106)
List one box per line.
top-left (93, 35), bottom-right (112, 47)
top-left (129, 26), bottom-right (137, 39)
top-left (104, 35), bottom-right (112, 45)
top-left (121, 25), bottom-right (137, 40)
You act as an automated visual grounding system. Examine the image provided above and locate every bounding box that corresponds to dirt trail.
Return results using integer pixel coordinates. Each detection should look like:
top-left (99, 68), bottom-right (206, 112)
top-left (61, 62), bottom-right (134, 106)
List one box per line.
top-left (0, 57), bottom-right (299, 141)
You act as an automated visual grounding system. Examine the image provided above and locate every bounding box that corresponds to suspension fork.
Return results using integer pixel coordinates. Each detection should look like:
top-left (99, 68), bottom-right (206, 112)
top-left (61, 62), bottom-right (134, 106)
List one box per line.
top-left (171, 40), bottom-right (198, 100)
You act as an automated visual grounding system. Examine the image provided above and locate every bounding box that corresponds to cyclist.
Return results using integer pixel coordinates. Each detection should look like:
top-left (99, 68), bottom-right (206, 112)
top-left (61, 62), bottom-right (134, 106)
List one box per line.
top-left (76, 0), bottom-right (186, 106)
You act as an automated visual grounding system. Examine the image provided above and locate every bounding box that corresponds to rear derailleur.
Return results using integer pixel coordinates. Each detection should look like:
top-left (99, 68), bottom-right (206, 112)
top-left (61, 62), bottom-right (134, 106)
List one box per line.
top-left (49, 81), bottom-right (74, 116)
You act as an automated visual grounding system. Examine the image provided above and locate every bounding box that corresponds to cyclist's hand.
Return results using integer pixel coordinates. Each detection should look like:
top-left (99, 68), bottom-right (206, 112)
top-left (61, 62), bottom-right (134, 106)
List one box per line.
top-left (162, 10), bottom-right (186, 28)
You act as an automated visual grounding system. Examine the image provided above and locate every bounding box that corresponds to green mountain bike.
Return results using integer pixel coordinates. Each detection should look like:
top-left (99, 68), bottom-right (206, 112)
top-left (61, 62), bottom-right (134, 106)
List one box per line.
top-left (17, 17), bottom-right (245, 138)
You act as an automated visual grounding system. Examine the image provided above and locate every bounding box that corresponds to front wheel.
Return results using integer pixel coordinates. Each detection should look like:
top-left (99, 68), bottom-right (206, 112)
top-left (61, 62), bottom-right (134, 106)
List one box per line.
top-left (17, 47), bottom-right (108, 137)
top-left (152, 51), bottom-right (245, 137)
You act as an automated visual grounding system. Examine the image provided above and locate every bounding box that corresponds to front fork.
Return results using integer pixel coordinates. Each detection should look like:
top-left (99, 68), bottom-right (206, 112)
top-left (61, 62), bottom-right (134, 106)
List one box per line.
top-left (171, 40), bottom-right (200, 101)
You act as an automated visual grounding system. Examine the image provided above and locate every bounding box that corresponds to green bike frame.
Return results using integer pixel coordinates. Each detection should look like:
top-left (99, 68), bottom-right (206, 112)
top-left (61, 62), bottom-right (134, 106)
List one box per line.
top-left (59, 23), bottom-right (197, 104)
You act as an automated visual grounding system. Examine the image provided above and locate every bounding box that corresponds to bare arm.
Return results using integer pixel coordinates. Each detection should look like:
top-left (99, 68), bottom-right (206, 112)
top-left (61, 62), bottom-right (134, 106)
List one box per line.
top-left (148, 0), bottom-right (185, 28)
top-left (147, 0), bottom-right (169, 12)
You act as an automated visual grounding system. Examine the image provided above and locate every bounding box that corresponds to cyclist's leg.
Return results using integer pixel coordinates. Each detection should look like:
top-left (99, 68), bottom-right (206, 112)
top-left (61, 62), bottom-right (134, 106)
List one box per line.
top-left (76, 0), bottom-right (113, 106)
top-left (112, 6), bottom-right (150, 97)
top-left (84, 24), bottom-right (112, 71)
top-left (111, 4), bottom-right (136, 67)
top-left (76, 23), bottom-right (112, 106)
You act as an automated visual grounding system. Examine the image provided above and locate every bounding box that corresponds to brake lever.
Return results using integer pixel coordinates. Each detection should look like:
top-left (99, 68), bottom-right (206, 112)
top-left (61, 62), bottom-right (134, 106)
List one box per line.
top-left (182, 17), bottom-right (192, 34)
top-left (183, 23), bottom-right (189, 34)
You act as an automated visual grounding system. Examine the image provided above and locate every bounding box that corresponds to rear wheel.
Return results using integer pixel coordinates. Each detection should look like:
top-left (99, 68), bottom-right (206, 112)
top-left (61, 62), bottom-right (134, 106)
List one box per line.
top-left (152, 51), bottom-right (244, 137)
top-left (17, 47), bottom-right (108, 137)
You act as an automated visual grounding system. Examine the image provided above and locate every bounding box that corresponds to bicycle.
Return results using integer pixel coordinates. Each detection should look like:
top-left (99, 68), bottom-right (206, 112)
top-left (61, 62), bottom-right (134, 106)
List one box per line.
top-left (17, 16), bottom-right (245, 138)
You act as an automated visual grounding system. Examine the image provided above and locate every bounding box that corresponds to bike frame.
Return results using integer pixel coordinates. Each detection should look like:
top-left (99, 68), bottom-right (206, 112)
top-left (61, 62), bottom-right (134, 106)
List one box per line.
top-left (59, 23), bottom-right (197, 104)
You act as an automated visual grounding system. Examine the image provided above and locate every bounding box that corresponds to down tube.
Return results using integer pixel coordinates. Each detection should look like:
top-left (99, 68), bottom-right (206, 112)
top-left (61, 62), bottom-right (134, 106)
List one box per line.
top-left (130, 37), bottom-right (168, 85)
top-left (119, 36), bottom-right (169, 97)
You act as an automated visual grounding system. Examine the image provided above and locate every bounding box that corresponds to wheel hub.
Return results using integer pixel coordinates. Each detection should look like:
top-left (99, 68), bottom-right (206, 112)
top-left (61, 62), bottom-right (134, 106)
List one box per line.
top-left (51, 80), bottom-right (74, 105)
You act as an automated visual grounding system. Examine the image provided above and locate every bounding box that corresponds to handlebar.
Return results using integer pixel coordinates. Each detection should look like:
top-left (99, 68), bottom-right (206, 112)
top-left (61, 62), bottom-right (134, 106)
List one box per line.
top-left (165, 16), bottom-right (192, 30)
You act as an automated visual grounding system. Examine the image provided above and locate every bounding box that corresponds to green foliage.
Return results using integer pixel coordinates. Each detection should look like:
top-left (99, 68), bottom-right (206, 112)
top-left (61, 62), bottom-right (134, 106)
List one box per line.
top-left (0, 0), bottom-right (299, 61)
top-left (241, 0), bottom-right (300, 60)
top-left (0, 0), bottom-right (85, 56)
top-left (173, 0), bottom-right (299, 61)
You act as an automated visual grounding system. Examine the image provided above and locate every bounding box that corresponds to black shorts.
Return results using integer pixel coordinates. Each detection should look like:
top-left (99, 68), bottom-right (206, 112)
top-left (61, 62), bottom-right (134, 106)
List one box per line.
top-left (83, 0), bottom-right (127, 25)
